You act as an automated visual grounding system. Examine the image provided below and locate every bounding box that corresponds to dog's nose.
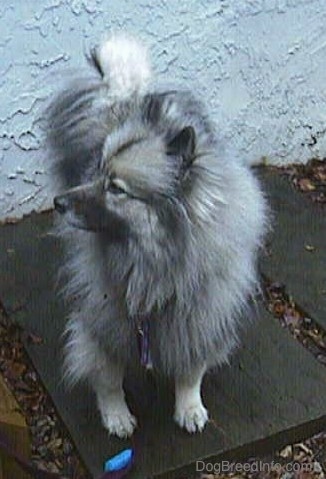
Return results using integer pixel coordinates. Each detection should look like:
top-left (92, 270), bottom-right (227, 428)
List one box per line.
top-left (54, 195), bottom-right (68, 214)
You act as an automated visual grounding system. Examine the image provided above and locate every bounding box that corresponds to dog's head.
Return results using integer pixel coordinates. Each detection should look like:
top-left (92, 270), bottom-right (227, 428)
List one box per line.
top-left (48, 36), bottom-right (212, 252)
top-left (53, 109), bottom-right (197, 246)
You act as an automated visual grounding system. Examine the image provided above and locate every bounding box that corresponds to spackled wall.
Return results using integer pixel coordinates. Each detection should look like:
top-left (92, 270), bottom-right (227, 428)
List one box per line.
top-left (1, 0), bottom-right (326, 219)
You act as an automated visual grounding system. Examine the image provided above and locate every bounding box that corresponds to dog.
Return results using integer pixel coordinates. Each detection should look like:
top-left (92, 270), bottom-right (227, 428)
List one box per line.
top-left (46, 34), bottom-right (268, 438)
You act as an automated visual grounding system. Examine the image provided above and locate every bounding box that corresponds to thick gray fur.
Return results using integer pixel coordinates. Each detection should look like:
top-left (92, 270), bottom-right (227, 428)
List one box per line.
top-left (46, 38), bottom-right (268, 389)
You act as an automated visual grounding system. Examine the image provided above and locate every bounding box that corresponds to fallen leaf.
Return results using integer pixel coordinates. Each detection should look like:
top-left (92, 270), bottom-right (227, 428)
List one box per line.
top-left (298, 178), bottom-right (316, 191)
top-left (314, 168), bottom-right (326, 182)
top-left (6, 360), bottom-right (27, 379)
top-left (283, 311), bottom-right (300, 328)
top-left (279, 445), bottom-right (293, 458)
top-left (294, 442), bottom-right (313, 456)
top-left (293, 450), bottom-right (306, 461)
top-left (272, 300), bottom-right (286, 317)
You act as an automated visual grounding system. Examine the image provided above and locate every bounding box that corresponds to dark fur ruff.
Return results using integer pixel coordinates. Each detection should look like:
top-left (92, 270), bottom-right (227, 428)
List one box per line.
top-left (46, 36), bottom-right (268, 384)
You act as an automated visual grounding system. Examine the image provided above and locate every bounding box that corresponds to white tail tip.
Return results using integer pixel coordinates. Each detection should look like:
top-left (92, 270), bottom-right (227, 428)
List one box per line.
top-left (97, 34), bottom-right (151, 98)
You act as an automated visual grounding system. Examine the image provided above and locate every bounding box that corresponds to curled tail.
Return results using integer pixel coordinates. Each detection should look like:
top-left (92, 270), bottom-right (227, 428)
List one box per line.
top-left (91, 34), bottom-right (152, 98)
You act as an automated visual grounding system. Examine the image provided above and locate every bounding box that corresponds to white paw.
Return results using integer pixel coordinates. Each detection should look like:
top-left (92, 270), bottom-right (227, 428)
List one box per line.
top-left (101, 406), bottom-right (137, 438)
top-left (174, 403), bottom-right (208, 433)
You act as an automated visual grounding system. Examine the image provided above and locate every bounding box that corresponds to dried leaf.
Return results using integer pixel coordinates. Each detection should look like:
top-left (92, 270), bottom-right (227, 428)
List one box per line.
top-left (304, 244), bottom-right (315, 252)
top-left (314, 168), bottom-right (326, 182)
top-left (14, 379), bottom-right (34, 393)
top-left (283, 312), bottom-right (300, 328)
top-left (47, 438), bottom-right (63, 450)
top-left (293, 450), bottom-right (306, 461)
top-left (294, 441), bottom-right (313, 456)
top-left (298, 178), bottom-right (316, 191)
top-left (6, 360), bottom-right (27, 379)
top-left (279, 445), bottom-right (293, 458)
top-left (312, 461), bottom-right (323, 474)
top-left (272, 300), bottom-right (286, 317)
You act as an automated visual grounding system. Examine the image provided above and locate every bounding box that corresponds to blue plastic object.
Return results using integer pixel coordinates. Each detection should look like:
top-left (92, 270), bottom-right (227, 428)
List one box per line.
top-left (104, 448), bottom-right (134, 472)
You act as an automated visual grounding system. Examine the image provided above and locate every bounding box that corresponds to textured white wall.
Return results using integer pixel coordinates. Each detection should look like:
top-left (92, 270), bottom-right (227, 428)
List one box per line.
top-left (1, 0), bottom-right (326, 219)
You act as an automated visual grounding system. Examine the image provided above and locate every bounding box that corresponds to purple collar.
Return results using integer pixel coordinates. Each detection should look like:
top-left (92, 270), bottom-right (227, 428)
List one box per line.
top-left (137, 317), bottom-right (153, 369)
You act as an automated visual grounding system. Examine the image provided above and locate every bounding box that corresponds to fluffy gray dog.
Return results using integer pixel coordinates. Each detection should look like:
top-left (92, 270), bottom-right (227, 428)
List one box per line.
top-left (47, 34), bottom-right (268, 438)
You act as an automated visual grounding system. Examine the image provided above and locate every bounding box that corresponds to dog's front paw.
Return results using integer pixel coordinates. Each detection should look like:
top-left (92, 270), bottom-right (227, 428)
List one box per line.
top-left (174, 402), bottom-right (208, 433)
top-left (101, 406), bottom-right (137, 438)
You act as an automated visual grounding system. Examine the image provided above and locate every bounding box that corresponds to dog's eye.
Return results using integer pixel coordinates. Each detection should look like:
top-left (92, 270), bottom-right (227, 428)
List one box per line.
top-left (108, 183), bottom-right (125, 195)
top-left (105, 179), bottom-right (127, 195)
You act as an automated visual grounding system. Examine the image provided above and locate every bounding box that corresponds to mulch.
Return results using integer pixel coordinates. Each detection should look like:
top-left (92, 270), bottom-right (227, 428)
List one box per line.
top-left (0, 305), bottom-right (90, 479)
top-left (270, 158), bottom-right (326, 205)
top-left (0, 159), bottom-right (325, 479)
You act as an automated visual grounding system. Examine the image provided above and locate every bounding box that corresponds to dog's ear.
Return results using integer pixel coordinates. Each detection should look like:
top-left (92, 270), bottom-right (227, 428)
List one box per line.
top-left (167, 126), bottom-right (196, 168)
